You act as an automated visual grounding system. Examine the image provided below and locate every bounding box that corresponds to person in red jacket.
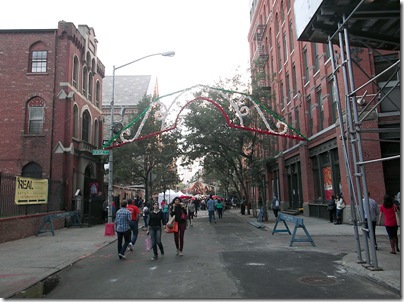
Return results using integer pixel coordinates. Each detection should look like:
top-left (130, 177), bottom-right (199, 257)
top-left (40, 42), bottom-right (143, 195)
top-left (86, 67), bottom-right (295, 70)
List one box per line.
top-left (126, 199), bottom-right (140, 252)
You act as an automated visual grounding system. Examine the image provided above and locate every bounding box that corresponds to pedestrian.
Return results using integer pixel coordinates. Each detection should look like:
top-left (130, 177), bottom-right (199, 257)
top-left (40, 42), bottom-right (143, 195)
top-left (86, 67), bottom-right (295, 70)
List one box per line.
top-left (162, 199), bottom-right (170, 224)
top-left (147, 201), bottom-right (165, 261)
top-left (142, 205), bottom-right (150, 229)
top-left (240, 197), bottom-right (246, 215)
top-left (207, 195), bottom-right (217, 223)
top-left (216, 199), bottom-right (224, 218)
top-left (114, 200), bottom-right (132, 260)
top-left (363, 192), bottom-right (380, 249)
top-left (335, 193), bottom-right (345, 225)
top-left (187, 200), bottom-right (195, 226)
top-left (327, 195), bottom-right (336, 223)
top-left (272, 194), bottom-right (280, 218)
top-left (170, 197), bottom-right (188, 256)
top-left (102, 198), bottom-right (108, 222)
top-left (378, 194), bottom-right (400, 254)
top-left (126, 199), bottom-right (140, 252)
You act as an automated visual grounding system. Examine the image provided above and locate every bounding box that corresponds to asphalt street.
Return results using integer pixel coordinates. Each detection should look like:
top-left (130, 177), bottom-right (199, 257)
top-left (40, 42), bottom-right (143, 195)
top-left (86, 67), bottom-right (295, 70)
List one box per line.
top-left (36, 210), bottom-right (399, 299)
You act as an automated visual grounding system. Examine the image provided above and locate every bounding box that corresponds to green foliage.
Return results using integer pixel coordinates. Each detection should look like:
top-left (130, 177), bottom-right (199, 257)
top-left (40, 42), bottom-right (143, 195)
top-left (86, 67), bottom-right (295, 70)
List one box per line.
top-left (113, 95), bottom-right (182, 200)
top-left (180, 74), bottom-right (275, 202)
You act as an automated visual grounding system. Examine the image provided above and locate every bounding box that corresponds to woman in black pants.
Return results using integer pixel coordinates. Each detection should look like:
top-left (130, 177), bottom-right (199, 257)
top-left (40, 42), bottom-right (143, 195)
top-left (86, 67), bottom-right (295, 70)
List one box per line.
top-left (170, 197), bottom-right (188, 256)
top-left (147, 202), bottom-right (165, 261)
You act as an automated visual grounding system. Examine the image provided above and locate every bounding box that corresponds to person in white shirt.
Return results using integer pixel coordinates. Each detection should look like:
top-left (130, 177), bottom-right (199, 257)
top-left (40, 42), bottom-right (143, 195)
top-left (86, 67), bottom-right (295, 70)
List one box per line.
top-left (363, 192), bottom-right (380, 249)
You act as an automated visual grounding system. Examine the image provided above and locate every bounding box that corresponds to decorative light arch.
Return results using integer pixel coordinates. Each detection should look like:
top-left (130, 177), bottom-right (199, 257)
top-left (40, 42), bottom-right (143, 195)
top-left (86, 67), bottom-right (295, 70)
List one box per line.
top-left (103, 85), bottom-right (308, 149)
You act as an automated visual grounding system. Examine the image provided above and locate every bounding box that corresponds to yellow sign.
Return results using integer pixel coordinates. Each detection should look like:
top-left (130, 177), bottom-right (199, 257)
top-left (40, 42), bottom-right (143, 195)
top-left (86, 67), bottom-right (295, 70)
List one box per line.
top-left (15, 176), bottom-right (48, 205)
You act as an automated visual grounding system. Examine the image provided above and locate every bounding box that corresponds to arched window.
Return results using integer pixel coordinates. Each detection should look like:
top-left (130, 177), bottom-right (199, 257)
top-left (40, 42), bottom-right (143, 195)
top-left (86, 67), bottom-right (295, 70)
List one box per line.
top-left (95, 81), bottom-right (101, 108)
top-left (73, 105), bottom-right (79, 138)
top-left (73, 56), bottom-right (79, 89)
top-left (26, 98), bottom-right (45, 134)
top-left (28, 42), bottom-right (48, 73)
top-left (88, 73), bottom-right (93, 102)
top-left (82, 66), bottom-right (88, 97)
top-left (275, 13), bottom-right (279, 34)
top-left (22, 162), bottom-right (42, 178)
top-left (82, 110), bottom-right (91, 142)
top-left (94, 120), bottom-right (99, 147)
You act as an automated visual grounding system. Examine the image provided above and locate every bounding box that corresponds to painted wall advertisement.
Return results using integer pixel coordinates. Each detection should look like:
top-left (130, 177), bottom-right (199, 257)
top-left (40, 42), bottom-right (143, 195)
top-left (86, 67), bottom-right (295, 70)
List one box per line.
top-left (15, 176), bottom-right (48, 205)
top-left (323, 166), bottom-right (333, 200)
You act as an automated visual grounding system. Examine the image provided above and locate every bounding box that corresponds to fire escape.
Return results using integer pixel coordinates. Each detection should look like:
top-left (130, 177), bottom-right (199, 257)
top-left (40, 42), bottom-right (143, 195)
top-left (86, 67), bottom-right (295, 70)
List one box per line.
top-left (253, 23), bottom-right (269, 89)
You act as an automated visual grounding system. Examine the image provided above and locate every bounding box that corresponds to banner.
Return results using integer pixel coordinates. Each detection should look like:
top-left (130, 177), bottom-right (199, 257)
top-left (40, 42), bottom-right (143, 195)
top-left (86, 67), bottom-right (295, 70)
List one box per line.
top-left (15, 176), bottom-right (48, 205)
top-left (322, 166), bottom-right (333, 200)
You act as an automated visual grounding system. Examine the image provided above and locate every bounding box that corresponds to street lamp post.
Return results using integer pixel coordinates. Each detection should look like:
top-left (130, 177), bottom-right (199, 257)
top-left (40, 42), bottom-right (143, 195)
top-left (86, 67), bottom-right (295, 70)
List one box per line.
top-left (107, 51), bottom-right (175, 225)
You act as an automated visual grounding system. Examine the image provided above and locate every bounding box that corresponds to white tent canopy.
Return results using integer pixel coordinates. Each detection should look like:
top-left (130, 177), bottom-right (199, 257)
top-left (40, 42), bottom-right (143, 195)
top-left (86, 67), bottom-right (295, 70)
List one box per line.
top-left (157, 189), bottom-right (185, 206)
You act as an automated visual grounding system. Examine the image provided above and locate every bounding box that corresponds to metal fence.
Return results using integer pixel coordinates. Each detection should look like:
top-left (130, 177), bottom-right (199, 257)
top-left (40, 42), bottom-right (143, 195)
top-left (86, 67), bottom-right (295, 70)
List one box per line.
top-left (0, 173), bottom-right (65, 218)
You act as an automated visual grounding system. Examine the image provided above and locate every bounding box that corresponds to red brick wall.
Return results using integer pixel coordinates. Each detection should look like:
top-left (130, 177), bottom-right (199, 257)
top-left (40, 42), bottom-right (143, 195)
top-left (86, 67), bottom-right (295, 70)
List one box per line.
top-left (0, 213), bottom-right (66, 244)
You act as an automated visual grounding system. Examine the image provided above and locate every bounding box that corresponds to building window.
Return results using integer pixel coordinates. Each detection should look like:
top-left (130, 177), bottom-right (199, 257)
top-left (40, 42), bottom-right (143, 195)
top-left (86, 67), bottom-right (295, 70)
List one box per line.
top-left (285, 72), bottom-right (290, 103)
top-left (82, 67), bottom-right (88, 98)
top-left (283, 32), bottom-right (288, 63)
top-left (328, 78), bottom-right (337, 123)
top-left (307, 94), bottom-right (313, 136)
top-left (280, 81), bottom-right (285, 109)
top-left (292, 63), bottom-right (297, 97)
top-left (281, 1), bottom-right (285, 22)
top-left (277, 41), bottom-right (282, 71)
top-left (275, 13), bottom-right (279, 34)
top-left (73, 56), bottom-right (79, 89)
top-left (30, 50), bottom-right (47, 73)
top-left (88, 73), bottom-right (93, 102)
top-left (73, 105), bottom-right (79, 138)
top-left (289, 21), bottom-right (294, 52)
top-left (82, 110), bottom-right (91, 142)
top-left (324, 43), bottom-right (331, 60)
top-left (303, 47), bottom-right (309, 84)
top-left (316, 86), bottom-right (323, 130)
top-left (95, 81), bottom-right (101, 108)
top-left (295, 106), bottom-right (300, 132)
top-left (27, 98), bottom-right (45, 134)
top-left (313, 43), bottom-right (319, 73)
top-left (21, 162), bottom-right (42, 179)
top-left (94, 120), bottom-right (99, 147)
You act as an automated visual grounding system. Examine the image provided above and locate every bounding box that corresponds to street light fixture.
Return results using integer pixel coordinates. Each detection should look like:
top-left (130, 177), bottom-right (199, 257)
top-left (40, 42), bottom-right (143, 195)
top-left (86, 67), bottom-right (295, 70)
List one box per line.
top-left (107, 51), bottom-right (175, 225)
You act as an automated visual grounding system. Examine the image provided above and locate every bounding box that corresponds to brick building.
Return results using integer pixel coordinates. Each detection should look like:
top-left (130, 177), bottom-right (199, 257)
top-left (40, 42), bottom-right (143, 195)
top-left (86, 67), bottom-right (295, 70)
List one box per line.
top-left (0, 21), bottom-right (106, 222)
top-left (247, 0), bottom-right (400, 221)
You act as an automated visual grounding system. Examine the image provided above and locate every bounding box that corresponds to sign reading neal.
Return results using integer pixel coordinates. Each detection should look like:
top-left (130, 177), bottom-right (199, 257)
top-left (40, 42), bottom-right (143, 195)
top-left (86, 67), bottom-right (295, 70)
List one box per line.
top-left (15, 176), bottom-right (48, 205)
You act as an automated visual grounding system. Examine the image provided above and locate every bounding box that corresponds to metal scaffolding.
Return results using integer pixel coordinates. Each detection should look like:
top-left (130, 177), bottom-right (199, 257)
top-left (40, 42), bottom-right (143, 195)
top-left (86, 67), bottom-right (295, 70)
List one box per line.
top-left (295, 0), bottom-right (400, 270)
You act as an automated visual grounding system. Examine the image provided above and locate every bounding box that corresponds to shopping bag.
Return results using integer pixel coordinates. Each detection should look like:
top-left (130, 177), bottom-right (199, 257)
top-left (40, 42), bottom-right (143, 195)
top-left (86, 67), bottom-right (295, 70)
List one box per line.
top-left (145, 236), bottom-right (152, 251)
top-left (181, 211), bottom-right (188, 220)
top-left (165, 221), bottom-right (178, 233)
top-left (166, 215), bottom-right (175, 228)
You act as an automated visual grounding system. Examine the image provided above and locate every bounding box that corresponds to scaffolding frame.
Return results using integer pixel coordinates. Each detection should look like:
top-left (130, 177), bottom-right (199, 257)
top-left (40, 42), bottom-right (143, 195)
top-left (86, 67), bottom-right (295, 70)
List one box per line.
top-left (296, 0), bottom-right (400, 270)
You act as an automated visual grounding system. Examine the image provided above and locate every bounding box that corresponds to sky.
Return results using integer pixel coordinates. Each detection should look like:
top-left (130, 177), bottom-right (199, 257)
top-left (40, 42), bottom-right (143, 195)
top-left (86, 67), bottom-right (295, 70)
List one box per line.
top-left (0, 0), bottom-right (252, 96)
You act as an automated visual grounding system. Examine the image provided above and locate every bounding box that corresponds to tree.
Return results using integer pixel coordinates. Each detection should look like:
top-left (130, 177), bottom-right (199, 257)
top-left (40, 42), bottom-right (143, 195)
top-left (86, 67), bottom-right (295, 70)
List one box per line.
top-left (113, 95), bottom-right (181, 201)
top-left (180, 74), bottom-right (276, 218)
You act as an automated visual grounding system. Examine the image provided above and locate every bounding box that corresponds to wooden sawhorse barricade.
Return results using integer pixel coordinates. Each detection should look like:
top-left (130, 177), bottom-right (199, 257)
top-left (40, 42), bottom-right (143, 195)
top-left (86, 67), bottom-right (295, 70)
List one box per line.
top-left (272, 213), bottom-right (315, 247)
top-left (36, 211), bottom-right (82, 236)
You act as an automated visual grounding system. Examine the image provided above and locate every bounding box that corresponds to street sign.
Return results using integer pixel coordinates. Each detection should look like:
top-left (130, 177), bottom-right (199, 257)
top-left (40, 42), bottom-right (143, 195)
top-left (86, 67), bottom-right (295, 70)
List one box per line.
top-left (92, 149), bottom-right (109, 155)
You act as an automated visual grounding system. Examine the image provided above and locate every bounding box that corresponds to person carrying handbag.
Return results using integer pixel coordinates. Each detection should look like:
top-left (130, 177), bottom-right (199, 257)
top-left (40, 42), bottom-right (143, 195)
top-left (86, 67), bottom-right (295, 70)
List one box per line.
top-left (170, 197), bottom-right (188, 256)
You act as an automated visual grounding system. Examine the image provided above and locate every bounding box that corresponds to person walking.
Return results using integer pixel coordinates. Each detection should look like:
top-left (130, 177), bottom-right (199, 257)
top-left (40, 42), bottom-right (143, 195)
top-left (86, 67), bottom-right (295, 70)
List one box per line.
top-left (207, 195), bottom-right (217, 223)
top-left (126, 199), bottom-right (140, 252)
top-left (115, 200), bottom-right (132, 260)
top-left (142, 205), bottom-right (150, 229)
top-left (162, 200), bottom-right (170, 224)
top-left (147, 202), bottom-right (165, 261)
top-left (272, 194), bottom-right (280, 218)
top-left (216, 199), bottom-right (224, 219)
top-left (363, 192), bottom-right (380, 249)
top-left (170, 197), bottom-right (188, 256)
top-left (335, 193), bottom-right (346, 225)
top-left (378, 194), bottom-right (400, 254)
top-left (327, 195), bottom-right (336, 223)
top-left (187, 200), bottom-right (196, 226)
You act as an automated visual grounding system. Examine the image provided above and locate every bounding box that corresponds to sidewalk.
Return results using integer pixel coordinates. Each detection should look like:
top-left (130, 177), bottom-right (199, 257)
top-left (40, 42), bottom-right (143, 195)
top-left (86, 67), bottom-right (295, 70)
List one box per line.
top-left (231, 209), bottom-right (401, 295)
top-left (0, 210), bottom-right (400, 298)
